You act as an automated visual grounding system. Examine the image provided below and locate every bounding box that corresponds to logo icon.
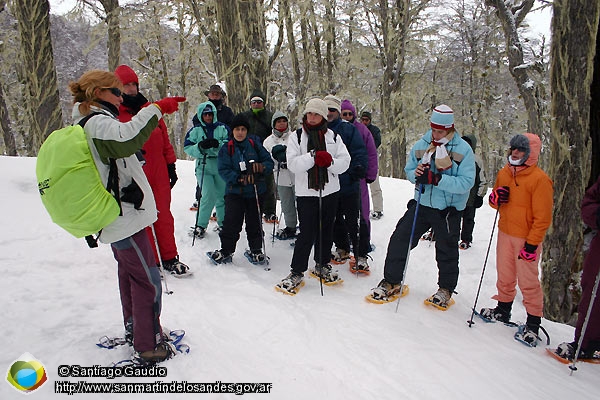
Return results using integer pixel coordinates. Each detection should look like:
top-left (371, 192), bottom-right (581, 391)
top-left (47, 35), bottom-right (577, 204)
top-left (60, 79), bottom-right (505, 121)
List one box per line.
top-left (6, 353), bottom-right (48, 394)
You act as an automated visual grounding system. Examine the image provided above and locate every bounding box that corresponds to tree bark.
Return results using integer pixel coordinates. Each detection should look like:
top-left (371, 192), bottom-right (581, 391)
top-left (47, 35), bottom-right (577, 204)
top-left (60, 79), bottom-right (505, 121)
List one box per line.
top-left (14, 0), bottom-right (63, 155)
top-left (98, 0), bottom-right (121, 71)
top-left (543, 0), bottom-right (600, 322)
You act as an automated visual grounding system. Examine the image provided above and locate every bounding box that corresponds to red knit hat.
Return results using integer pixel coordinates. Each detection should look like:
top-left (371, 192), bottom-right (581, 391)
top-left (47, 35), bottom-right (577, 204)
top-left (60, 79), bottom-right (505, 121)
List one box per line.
top-left (114, 65), bottom-right (139, 86)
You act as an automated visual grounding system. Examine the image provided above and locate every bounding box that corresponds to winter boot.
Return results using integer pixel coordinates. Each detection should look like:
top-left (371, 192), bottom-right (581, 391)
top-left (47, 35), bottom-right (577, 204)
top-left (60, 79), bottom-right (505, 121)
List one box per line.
top-left (371, 211), bottom-right (383, 220)
top-left (263, 214), bottom-right (278, 224)
top-left (331, 248), bottom-right (351, 264)
top-left (370, 279), bottom-right (402, 301)
top-left (190, 226), bottom-right (206, 239)
top-left (430, 287), bottom-right (452, 307)
top-left (246, 249), bottom-right (267, 265)
top-left (124, 319), bottom-right (133, 346)
top-left (479, 301), bottom-right (513, 323)
top-left (515, 314), bottom-right (542, 347)
top-left (311, 263), bottom-right (340, 283)
top-left (421, 229), bottom-right (435, 241)
top-left (133, 341), bottom-right (175, 366)
top-left (556, 342), bottom-right (576, 360)
top-left (278, 271), bottom-right (304, 292)
top-left (162, 256), bottom-right (190, 276)
top-left (350, 256), bottom-right (370, 273)
top-left (209, 249), bottom-right (232, 264)
top-left (275, 227), bottom-right (297, 240)
top-left (459, 241), bottom-right (471, 250)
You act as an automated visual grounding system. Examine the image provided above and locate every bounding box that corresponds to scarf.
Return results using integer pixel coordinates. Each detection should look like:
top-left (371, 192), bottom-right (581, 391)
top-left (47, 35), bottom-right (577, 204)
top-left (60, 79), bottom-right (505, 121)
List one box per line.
top-left (303, 118), bottom-right (329, 191)
top-left (421, 131), bottom-right (454, 171)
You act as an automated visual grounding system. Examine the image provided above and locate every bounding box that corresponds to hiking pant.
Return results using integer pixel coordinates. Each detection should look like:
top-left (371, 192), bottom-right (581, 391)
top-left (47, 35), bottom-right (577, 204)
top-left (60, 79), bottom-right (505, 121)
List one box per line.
top-left (262, 174), bottom-right (277, 217)
top-left (369, 175), bottom-right (383, 213)
top-left (219, 193), bottom-right (264, 254)
top-left (333, 191), bottom-right (360, 257)
top-left (145, 179), bottom-right (177, 262)
top-left (460, 205), bottom-right (476, 243)
top-left (291, 192), bottom-right (339, 273)
top-left (277, 184), bottom-right (297, 229)
top-left (493, 230), bottom-right (543, 317)
top-left (383, 204), bottom-right (462, 292)
top-left (112, 230), bottom-right (162, 353)
top-left (196, 171), bottom-right (226, 229)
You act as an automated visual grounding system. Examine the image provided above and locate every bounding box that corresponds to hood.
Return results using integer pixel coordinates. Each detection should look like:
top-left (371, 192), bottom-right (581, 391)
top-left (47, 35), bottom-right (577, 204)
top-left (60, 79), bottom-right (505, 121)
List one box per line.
top-left (340, 99), bottom-right (357, 116)
top-left (271, 110), bottom-right (289, 128)
top-left (523, 132), bottom-right (541, 167)
top-left (196, 101), bottom-right (219, 124)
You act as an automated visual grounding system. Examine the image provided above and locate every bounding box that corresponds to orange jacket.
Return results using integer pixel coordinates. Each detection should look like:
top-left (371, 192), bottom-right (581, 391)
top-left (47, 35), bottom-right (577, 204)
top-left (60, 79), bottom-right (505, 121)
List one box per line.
top-left (491, 133), bottom-right (553, 245)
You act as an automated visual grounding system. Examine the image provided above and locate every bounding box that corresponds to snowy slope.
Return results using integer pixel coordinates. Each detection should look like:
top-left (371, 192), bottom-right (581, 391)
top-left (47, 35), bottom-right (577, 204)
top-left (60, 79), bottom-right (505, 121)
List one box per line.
top-left (0, 156), bottom-right (595, 400)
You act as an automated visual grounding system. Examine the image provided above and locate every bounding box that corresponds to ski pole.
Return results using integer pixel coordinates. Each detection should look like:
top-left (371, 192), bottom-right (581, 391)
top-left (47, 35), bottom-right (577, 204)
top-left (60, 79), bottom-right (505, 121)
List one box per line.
top-left (395, 184), bottom-right (423, 312)
top-left (192, 154), bottom-right (207, 247)
top-left (467, 206), bottom-right (500, 327)
top-left (150, 223), bottom-right (173, 295)
top-left (318, 187), bottom-right (324, 296)
top-left (569, 265), bottom-right (600, 374)
top-left (250, 163), bottom-right (268, 265)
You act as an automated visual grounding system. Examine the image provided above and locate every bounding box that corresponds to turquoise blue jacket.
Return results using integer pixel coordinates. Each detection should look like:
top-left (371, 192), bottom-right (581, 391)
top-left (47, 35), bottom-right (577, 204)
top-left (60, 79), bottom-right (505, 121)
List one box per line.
top-left (406, 130), bottom-right (475, 211)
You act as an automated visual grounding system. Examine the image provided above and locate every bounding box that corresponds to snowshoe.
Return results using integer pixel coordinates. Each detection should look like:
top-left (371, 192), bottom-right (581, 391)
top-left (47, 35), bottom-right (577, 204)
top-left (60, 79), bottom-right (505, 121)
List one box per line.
top-left (275, 272), bottom-right (305, 295)
top-left (210, 211), bottom-right (217, 221)
top-left (274, 227), bottom-right (297, 240)
top-left (546, 343), bottom-right (600, 364)
top-left (330, 248), bottom-right (351, 265)
top-left (162, 256), bottom-right (192, 278)
top-left (309, 263), bottom-right (343, 285)
top-left (366, 279), bottom-right (409, 303)
top-left (213, 225), bottom-right (222, 233)
top-left (243, 249), bottom-right (270, 269)
top-left (115, 341), bottom-right (176, 368)
top-left (206, 250), bottom-right (232, 265)
top-left (190, 201), bottom-right (198, 211)
top-left (263, 214), bottom-right (278, 224)
top-left (189, 226), bottom-right (206, 239)
top-left (349, 256), bottom-right (370, 275)
top-left (424, 288), bottom-right (455, 310)
top-left (421, 230), bottom-right (434, 241)
top-left (514, 324), bottom-right (541, 347)
top-left (478, 306), bottom-right (512, 324)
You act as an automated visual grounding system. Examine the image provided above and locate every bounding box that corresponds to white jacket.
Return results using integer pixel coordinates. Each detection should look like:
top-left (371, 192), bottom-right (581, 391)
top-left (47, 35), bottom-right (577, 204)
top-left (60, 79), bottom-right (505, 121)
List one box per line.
top-left (286, 127), bottom-right (350, 197)
top-left (73, 103), bottom-right (162, 244)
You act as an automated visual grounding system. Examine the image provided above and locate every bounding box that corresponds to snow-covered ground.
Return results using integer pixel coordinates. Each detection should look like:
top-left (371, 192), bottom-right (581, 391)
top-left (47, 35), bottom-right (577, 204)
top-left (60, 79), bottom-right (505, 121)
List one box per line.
top-left (1, 156), bottom-right (595, 399)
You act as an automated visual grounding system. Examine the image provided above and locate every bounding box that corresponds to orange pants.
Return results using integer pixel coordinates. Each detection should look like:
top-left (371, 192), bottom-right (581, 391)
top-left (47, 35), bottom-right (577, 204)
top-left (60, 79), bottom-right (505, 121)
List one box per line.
top-left (492, 230), bottom-right (543, 317)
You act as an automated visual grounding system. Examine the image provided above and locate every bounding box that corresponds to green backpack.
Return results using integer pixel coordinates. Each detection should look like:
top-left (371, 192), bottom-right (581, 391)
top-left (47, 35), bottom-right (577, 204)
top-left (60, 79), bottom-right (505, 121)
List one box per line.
top-left (36, 113), bottom-right (120, 245)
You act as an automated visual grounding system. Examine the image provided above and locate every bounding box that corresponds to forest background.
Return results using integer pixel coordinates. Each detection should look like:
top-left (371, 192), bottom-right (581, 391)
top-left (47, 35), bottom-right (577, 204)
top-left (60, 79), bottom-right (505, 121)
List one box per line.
top-left (0, 0), bottom-right (599, 325)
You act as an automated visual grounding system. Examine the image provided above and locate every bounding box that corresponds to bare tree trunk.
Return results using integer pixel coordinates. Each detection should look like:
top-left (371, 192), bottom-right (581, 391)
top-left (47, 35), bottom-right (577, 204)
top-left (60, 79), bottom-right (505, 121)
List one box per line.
top-left (282, 0), bottom-right (306, 122)
top-left (14, 0), bottom-right (63, 155)
top-left (0, 83), bottom-right (17, 156)
top-left (239, 0), bottom-right (268, 99)
top-left (589, 21), bottom-right (600, 188)
top-left (485, 0), bottom-right (544, 135)
top-left (542, 0), bottom-right (600, 323)
top-left (98, 0), bottom-right (121, 71)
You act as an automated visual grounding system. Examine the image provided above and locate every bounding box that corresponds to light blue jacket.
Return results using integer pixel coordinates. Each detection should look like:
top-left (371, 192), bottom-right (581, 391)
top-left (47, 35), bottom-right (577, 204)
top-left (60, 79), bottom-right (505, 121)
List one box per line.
top-left (406, 130), bottom-right (475, 211)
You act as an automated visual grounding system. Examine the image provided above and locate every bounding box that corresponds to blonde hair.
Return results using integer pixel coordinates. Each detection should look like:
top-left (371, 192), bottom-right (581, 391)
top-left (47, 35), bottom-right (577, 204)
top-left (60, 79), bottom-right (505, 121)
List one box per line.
top-left (68, 70), bottom-right (123, 115)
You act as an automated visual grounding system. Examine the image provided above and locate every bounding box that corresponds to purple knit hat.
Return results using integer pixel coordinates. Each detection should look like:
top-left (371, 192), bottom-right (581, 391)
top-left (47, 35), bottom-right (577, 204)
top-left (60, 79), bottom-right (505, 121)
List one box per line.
top-left (340, 99), bottom-right (357, 116)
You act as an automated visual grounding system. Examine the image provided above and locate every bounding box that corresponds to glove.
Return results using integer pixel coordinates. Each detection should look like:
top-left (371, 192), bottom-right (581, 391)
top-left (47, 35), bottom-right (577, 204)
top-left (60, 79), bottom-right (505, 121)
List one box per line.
top-left (167, 163), bottom-right (178, 188)
top-left (199, 138), bottom-right (220, 149)
top-left (474, 195), bottom-right (484, 209)
top-left (272, 144), bottom-right (287, 162)
top-left (350, 165), bottom-right (366, 181)
top-left (121, 179), bottom-right (144, 210)
top-left (314, 150), bottom-right (333, 168)
top-left (415, 167), bottom-right (441, 185)
top-left (154, 96), bottom-right (186, 114)
top-left (249, 162), bottom-right (264, 174)
top-left (518, 242), bottom-right (538, 262)
top-left (238, 174), bottom-right (254, 185)
top-left (489, 186), bottom-right (510, 206)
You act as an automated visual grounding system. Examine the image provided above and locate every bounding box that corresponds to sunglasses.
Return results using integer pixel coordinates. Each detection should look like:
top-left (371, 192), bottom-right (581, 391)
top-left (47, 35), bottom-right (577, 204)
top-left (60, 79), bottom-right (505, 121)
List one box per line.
top-left (327, 108), bottom-right (338, 113)
top-left (251, 100), bottom-right (264, 104)
top-left (361, 117), bottom-right (370, 121)
top-left (104, 87), bottom-right (122, 97)
top-left (342, 112), bottom-right (353, 117)
top-left (510, 146), bottom-right (527, 152)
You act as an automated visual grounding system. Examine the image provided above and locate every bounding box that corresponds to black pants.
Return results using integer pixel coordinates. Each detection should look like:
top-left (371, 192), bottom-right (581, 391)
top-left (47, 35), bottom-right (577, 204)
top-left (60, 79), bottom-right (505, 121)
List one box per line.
top-left (262, 174), bottom-right (277, 217)
top-left (383, 203), bottom-right (462, 292)
top-left (460, 205), bottom-right (476, 243)
top-left (332, 191), bottom-right (360, 255)
top-left (291, 192), bottom-right (339, 273)
top-left (219, 193), bottom-right (264, 255)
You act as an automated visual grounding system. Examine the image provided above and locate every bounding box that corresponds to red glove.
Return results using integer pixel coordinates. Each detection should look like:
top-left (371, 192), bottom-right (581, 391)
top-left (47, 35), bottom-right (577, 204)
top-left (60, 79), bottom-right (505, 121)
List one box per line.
top-left (154, 96), bottom-right (186, 114)
top-left (415, 167), bottom-right (441, 185)
top-left (518, 242), bottom-right (538, 262)
top-left (314, 151), bottom-right (333, 168)
top-left (489, 186), bottom-right (509, 206)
